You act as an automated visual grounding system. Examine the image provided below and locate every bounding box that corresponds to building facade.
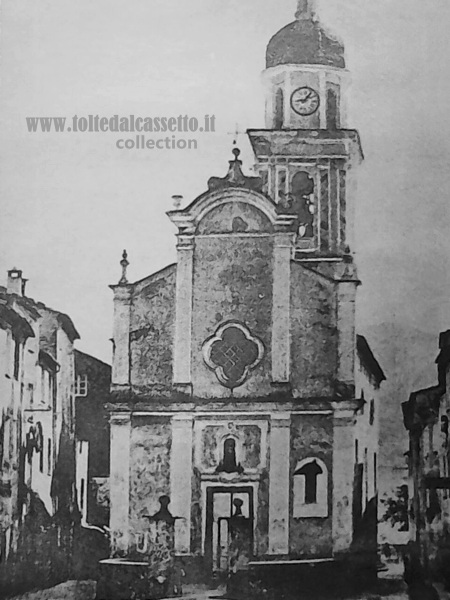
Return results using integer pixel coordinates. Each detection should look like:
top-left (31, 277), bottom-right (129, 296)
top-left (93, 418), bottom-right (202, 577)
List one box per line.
top-left (0, 268), bottom-right (80, 595)
top-left (75, 349), bottom-right (111, 529)
top-left (106, 0), bottom-right (384, 593)
top-left (403, 330), bottom-right (450, 586)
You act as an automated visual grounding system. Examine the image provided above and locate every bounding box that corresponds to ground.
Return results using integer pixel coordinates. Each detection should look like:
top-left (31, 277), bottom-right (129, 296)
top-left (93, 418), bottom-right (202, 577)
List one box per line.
top-left (6, 579), bottom-right (408, 600)
top-left (6, 578), bottom-right (450, 600)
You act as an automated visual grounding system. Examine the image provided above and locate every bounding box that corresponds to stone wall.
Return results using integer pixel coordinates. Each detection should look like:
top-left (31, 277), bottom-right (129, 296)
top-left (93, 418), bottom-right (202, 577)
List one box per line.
top-left (129, 269), bottom-right (176, 391)
top-left (289, 414), bottom-right (333, 557)
top-left (191, 235), bottom-right (273, 399)
top-left (290, 264), bottom-right (337, 398)
top-left (128, 417), bottom-right (171, 549)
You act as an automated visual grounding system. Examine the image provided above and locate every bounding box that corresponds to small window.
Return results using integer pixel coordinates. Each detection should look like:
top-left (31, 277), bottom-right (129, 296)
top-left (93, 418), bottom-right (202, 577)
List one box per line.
top-left (369, 399), bottom-right (375, 426)
top-left (13, 339), bottom-right (21, 380)
top-left (364, 449), bottom-right (369, 503)
top-left (75, 374), bottom-right (88, 396)
top-left (28, 384), bottom-right (34, 407)
top-left (293, 458), bottom-right (328, 518)
top-left (374, 452), bottom-right (377, 494)
top-left (47, 439), bottom-right (52, 475)
top-left (80, 478), bottom-right (85, 511)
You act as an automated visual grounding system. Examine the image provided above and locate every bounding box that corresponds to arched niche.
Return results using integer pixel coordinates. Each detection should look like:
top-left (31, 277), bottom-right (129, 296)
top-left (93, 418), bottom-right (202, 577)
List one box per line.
top-left (293, 457), bottom-right (328, 518)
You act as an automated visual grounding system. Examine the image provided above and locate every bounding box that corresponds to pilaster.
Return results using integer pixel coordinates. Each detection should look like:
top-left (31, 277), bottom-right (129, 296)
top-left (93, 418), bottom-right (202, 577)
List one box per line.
top-left (268, 413), bottom-right (291, 554)
top-left (110, 413), bottom-right (131, 555)
top-left (111, 285), bottom-right (132, 386)
top-left (272, 234), bottom-right (293, 384)
top-left (336, 280), bottom-right (357, 384)
top-left (331, 407), bottom-right (354, 554)
top-left (170, 414), bottom-right (193, 554)
top-left (173, 235), bottom-right (194, 387)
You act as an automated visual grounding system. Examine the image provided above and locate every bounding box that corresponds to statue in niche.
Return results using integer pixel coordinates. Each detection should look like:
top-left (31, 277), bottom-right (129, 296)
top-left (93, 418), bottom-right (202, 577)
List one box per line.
top-left (147, 495), bottom-right (176, 525)
top-left (216, 438), bottom-right (244, 474)
top-left (279, 171), bottom-right (315, 239)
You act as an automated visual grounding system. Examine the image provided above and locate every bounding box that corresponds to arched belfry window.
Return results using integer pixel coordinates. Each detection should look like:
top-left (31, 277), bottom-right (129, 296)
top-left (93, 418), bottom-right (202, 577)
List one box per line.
top-left (291, 171), bottom-right (315, 239)
top-left (274, 88), bottom-right (284, 129)
top-left (326, 87), bottom-right (339, 130)
top-left (293, 458), bottom-right (328, 518)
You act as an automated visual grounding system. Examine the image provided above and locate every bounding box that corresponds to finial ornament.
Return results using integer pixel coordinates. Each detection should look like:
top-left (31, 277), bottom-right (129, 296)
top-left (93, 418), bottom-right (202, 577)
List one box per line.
top-left (207, 147), bottom-right (263, 193)
top-left (296, 0), bottom-right (316, 20)
top-left (119, 249), bottom-right (129, 285)
top-left (171, 195), bottom-right (183, 209)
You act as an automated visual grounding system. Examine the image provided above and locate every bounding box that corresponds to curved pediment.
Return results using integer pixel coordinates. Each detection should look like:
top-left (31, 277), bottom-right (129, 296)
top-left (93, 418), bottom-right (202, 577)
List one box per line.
top-left (168, 188), bottom-right (296, 235)
top-left (196, 199), bottom-right (273, 235)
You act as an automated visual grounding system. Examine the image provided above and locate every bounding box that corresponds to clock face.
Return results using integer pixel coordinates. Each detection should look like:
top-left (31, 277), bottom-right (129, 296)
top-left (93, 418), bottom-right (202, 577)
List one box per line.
top-left (291, 87), bottom-right (320, 116)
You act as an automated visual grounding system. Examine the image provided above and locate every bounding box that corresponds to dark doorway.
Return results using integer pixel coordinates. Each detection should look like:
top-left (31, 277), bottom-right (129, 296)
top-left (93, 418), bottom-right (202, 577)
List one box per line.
top-left (353, 462), bottom-right (364, 534)
top-left (205, 486), bottom-right (254, 576)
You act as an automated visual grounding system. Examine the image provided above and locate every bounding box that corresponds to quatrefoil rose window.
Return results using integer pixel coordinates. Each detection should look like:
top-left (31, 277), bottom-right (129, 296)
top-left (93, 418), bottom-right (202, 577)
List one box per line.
top-left (203, 322), bottom-right (265, 389)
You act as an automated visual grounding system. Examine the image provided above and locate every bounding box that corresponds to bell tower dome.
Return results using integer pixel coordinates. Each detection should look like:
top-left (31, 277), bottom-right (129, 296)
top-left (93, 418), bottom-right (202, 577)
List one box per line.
top-left (264, 0), bottom-right (348, 130)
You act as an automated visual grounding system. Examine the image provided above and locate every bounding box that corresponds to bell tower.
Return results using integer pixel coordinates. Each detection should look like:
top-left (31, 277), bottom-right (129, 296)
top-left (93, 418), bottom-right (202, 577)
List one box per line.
top-left (248, 0), bottom-right (362, 259)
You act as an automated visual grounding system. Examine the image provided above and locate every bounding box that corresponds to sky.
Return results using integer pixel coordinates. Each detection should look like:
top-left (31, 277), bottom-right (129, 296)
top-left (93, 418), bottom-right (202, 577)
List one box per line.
top-left (1, 0), bottom-right (450, 387)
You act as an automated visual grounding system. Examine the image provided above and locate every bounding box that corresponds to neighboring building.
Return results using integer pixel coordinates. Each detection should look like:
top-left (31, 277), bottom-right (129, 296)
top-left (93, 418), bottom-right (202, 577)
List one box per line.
top-left (354, 336), bottom-right (386, 557)
top-left (104, 1), bottom-right (385, 596)
top-left (74, 350), bottom-right (111, 529)
top-left (0, 268), bottom-right (80, 596)
top-left (403, 330), bottom-right (450, 584)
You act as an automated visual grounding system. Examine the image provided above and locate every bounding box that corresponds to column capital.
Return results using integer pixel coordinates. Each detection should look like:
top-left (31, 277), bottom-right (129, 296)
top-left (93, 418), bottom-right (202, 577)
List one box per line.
top-left (110, 412), bottom-right (131, 426)
top-left (110, 284), bottom-right (133, 302)
top-left (176, 235), bottom-right (195, 251)
top-left (331, 400), bottom-right (359, 419)
top-left (172, 414), bottom-right (194, 425)
top-left (273, 231), bottom-right (295, 248)
top-left (271, 413), bottom-right (291, 428)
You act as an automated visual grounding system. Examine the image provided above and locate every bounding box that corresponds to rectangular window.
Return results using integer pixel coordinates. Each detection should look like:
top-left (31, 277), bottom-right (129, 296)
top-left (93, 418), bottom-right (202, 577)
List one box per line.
top-left (47, 439), bottom-right (52, 475)
top-left (369, 399), bottom-right (375, 426)
top-left (374, 452), bottom-right (377, 494)
top-left (74, 374), bottom-right (88, 397)
top-left (364, 449), bottom-right (369, 504)
top-left (80, 478), bottom-right (85, 511)
top-left (13, 339), bottom-right (20, 380)
top-left (28, 383), bottom-right (34, 407)
top-left (39, 449), bottom-right (44, 473)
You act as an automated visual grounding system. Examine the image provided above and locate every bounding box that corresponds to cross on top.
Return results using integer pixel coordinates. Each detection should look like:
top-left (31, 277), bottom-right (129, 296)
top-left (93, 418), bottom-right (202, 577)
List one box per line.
top-left (227, 123), bottom-right (245, 147)
top-left (296, 0), bottom-right (316, 20)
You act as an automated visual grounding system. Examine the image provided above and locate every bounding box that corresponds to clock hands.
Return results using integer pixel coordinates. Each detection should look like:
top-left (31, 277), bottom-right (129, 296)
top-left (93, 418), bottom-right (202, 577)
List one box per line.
top-left (291, 87), bottom-right (320, 115)
top-left (301, 90), bottom-right (313, 102)
top-left (295, 91), bottom-right (314, 104)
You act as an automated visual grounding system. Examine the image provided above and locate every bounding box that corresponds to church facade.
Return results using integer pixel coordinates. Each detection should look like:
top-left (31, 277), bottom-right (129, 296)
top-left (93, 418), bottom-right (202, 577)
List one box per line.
top-left (107, 0), bottom-right (384, 589)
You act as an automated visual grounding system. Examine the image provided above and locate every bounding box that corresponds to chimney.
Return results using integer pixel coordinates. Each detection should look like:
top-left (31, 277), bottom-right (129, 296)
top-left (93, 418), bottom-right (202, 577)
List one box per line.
top-left (7, 268), bottom-right (27, 296)
top-left (439, 330), bottom-right (450, 350)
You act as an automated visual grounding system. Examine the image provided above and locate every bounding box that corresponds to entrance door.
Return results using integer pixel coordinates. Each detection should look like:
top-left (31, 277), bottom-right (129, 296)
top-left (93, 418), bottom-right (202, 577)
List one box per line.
top-left (205, 487), bottom-right (254, 575)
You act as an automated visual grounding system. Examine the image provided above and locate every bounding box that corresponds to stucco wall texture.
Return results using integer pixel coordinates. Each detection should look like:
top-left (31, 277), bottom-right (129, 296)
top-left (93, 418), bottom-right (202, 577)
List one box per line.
top-left (191, 235), bottom-right (274, 399)
top-left (289, 414), bottom-right (333, 557)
